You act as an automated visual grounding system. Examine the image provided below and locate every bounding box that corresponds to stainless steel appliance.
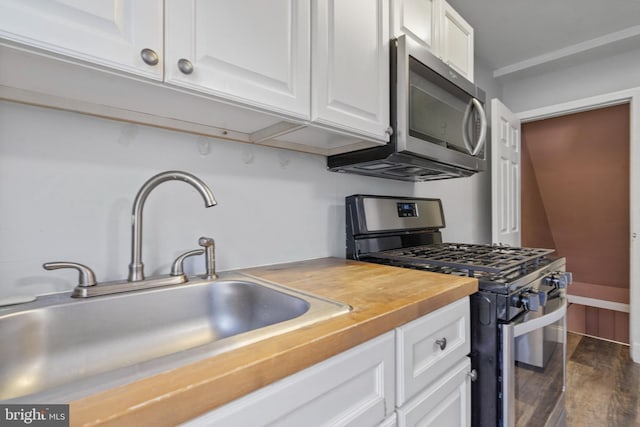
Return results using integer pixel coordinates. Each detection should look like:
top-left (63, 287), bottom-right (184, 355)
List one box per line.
top-left (345, 195), bottom-right (572, 426)
top-left (328, 35), bottom-right (487, 181)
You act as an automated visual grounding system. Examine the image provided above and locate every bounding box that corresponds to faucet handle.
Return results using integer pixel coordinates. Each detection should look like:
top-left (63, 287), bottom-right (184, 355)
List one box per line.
top-left (43, 262), bottom-right (97, 287)
top-left (170, 249), bottom-right (204, 277)
top-left (198, 236), bottom-right (217, 279)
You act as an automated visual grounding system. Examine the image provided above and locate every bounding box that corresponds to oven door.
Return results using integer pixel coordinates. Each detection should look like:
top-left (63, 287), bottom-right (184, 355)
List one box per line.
top-left (501, 297), bottom-right (567, 427)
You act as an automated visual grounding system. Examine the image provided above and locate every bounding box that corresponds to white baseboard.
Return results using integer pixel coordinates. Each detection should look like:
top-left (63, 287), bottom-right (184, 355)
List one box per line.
top-left (633, 341), bottom-right (640, 364)
top-left (567, 295), bottom-right (630, 313)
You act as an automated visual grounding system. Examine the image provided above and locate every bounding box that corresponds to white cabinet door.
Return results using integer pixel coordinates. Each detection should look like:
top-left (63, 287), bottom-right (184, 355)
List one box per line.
top-left (312, 0), bottom-right (390, 141)
top-left (396, 358), bottom-right (471, 427)
top-left (391, 0), bottom-right (439, 55)
top-left (439, 1), bottom-right (474, 82)
top-left (165, 0), bottom-right (310, 119)
top-left (181, 331), bottom-right (395, 427)
top-left (0, 0), bottom-right (163, 80)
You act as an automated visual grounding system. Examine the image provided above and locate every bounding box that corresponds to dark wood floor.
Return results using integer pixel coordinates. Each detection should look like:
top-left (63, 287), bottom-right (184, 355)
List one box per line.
top-left (566, 332), bottom-right (640, 426)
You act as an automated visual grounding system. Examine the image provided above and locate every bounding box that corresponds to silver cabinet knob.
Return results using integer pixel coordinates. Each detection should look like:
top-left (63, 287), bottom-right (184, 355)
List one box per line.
top-left (385, 126), bottom-right (394, 136)
top-left (140, 48), bottom-right (159, 66)
top-left (467, 369), bottom-right (478, 382)
top-left (178, 58), bottom-right (194, 75)
top-left (435, 337), bottom-right (447, 351)
top-left (43, 262), bottom-right (97, 287)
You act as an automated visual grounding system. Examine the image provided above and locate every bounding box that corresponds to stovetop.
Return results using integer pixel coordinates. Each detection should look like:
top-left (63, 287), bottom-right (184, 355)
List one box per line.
top-left (362, 243), bottom-right (560, 294)
top-left (367, 243), bottom-right (555, 274)
top-left (345, 195), bottom-right (563, 295)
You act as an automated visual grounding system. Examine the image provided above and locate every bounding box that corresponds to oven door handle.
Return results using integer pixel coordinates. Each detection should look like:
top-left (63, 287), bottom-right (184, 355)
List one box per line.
top-left (513, 298), bottom-right (567, 338)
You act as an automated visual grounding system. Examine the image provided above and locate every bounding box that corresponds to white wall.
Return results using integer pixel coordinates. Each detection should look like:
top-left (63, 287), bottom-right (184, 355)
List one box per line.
top-left (415, 56), bottom-right (501, 244)
top-left (0, 57), bottom-right (501, 301)
top-left (499, 52), bottom-right (640, 362)
top-left (501, 46), bottom-right (640, 113)
top-left (0, 101), bottom-right (415, 300)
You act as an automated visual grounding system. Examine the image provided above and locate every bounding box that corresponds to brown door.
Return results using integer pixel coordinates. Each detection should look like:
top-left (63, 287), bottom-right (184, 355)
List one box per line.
top-left (521, 103), bottom-right (630, 343)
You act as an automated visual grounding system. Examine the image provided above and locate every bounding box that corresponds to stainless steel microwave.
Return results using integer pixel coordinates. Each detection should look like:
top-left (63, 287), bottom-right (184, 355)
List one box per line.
top-left (328, 35), bottom-right (488, 181)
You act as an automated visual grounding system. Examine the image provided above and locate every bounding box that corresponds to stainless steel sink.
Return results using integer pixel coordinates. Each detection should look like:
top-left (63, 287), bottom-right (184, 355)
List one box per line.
top-left (0, 272), bottom-right (350, 402)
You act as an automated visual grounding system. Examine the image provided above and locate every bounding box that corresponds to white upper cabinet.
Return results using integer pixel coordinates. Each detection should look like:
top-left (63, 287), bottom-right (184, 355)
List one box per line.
top-left (439, 1), bottom-right (474, 82)
top-left (165, 0), bottom-right (311, 119)
top-left (391, 0), bottom-right (474, 82)
top-left (312, 0), bottom-right (390, 141)
top-left (0, 0), bottom-right (163, 80)
top-left (391, 0), bottom-right (439, 54)
top-left (0, 0), bottom-right (390, 154)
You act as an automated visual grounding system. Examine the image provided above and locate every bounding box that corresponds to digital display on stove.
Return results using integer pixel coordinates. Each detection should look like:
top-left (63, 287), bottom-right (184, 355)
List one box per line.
top-left (397, 202), bottom-right (418, 217)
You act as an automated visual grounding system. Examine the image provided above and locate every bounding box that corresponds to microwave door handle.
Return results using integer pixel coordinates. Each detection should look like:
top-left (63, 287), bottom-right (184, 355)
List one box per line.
top-left (473, 98), bottom-right (488, 156)
top-left (462, 100), bottom-right (475, 154)
top-left (462, 98), bottom-right (488, 156)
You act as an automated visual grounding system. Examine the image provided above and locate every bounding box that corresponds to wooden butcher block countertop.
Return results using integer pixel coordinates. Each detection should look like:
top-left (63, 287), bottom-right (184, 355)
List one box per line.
top-left (69, 257), bottom-right (477, 427)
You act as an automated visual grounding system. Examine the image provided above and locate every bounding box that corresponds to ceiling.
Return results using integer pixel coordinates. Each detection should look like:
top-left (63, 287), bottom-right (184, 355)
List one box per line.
top-left (446, 0), bottom-right (640, 78)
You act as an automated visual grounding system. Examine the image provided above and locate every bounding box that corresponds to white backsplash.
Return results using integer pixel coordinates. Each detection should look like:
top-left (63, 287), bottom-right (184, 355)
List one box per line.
top-left (0, 101), bottom-right (489, 300)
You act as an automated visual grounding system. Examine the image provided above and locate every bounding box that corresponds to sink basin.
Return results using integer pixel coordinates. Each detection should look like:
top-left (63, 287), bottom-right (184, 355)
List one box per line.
top-left (0, 272), bottom-right (351, 402)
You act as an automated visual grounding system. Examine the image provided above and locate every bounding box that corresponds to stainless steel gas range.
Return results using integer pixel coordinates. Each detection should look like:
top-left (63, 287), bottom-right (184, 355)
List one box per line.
top-left (345, 195), bottom-right (572, 427)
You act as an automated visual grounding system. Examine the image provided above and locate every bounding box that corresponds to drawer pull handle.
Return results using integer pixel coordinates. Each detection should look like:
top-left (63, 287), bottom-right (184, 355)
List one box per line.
top-left (468, 369), bottom-right (478, 382)
top-left (435, 337), bottom-right (447, 350)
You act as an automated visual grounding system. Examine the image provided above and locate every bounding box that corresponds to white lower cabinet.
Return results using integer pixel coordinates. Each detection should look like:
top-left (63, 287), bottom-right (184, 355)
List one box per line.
top-left (396, 358), bottom-right (471, 427)
top-left (395, 296), bottom-right (471, 426)
top-left (181, 331), bottom-right (395, 427)
top-left (182, 297), bottom-right (470, 427)
top-left (395, 296), bottom-right (470, 405)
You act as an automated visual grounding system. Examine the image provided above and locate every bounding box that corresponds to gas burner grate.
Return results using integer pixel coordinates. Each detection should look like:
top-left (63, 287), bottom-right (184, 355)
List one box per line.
top-left (368, 243), bottom-right (554, 274)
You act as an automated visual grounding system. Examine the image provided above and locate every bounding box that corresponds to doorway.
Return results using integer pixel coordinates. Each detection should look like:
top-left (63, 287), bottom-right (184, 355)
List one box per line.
top-left (521, 104), bottom-right (630, 343)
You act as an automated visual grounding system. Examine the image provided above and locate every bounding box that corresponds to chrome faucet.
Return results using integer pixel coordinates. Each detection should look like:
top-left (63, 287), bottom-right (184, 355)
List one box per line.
top-left (128, 171), bottom-right (217, 282)
top-left (44, 171), bottom-right (218, 297)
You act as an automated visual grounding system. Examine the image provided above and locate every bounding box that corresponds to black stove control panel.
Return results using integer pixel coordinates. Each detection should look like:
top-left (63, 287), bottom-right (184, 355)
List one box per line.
top-left (397, 202), bottom-right (418, 217)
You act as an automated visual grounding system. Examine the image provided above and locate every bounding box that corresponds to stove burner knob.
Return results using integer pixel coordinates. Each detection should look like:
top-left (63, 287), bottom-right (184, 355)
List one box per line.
top-left (544, 272), bottom-right (573, 289)
top-left (537, 290), bottom-right (548, 307)
top-left (558, 272), bottom-right (573, 288)
top-left (544, 276), bottom-right (558, 288)
top-left (521, 292), bottom-right (540, 312)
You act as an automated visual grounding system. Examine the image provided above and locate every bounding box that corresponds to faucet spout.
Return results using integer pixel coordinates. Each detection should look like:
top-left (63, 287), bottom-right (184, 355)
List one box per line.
top-left (128, 171), bottom-right (216, 282)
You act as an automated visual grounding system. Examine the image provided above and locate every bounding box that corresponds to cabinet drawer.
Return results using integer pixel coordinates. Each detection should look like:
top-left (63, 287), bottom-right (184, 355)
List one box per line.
top-left (396, 357), bottom-right (471, 427)
top-left (181, 331), bottom-right (395, 427)
top-left (396, 296), bottom-right (470, 405)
